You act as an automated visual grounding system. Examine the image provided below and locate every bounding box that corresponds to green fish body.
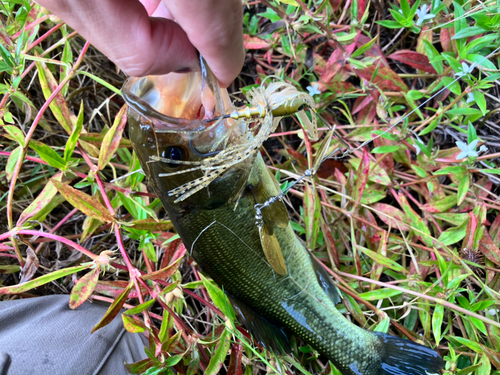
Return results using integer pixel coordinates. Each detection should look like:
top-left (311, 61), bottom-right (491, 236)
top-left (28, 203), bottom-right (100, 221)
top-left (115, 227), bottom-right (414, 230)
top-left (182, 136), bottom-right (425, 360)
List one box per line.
top-left (123, 69), bottom-right (443, 375)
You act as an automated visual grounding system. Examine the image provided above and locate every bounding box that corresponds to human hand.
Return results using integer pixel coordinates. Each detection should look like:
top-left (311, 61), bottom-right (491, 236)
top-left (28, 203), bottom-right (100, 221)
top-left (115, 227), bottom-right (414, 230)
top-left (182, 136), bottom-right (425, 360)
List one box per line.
top-left (35, 0), bottom-right (244, 87)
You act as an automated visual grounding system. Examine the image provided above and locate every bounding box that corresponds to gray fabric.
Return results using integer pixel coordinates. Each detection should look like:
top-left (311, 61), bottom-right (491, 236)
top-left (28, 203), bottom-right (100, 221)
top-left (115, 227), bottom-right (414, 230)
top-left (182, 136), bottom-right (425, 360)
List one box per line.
top-left (0, 295), bottom-right (148, 375)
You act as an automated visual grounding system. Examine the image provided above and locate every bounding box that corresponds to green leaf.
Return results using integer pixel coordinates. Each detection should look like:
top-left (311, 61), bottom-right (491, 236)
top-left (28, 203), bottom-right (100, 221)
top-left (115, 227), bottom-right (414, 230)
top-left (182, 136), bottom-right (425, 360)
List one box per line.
top-left (0, 264), bottom-right (91, 295)
top-left (423, 40), bottom-right (444, 74)
top-left (438, 219), bottom-right (468, 245)
top-left (205, 328), bottom-right (231, 375)
top-left (441, 76), bottom-right (461, 95)
top-left (371, 145), bottom-right (401, 153)
top-left (125, 299), bottom-right (155, 316)
top-left (452, 26), bottom-right (488, 39)
top-left (477, 168), bottom-right (500, 174)
top-left (92, 281), bottom-right (133, 333)
top-left (400, 0), bottom-right (410, 17)
top-left (164, 354), bottom-right (183, 367)
top-left (351, 37), bottom-right (378, 58)
top-left (472, 91), bottom-right (487, 115)
top-left (432, 304), bottom-right (444, 344)
top-left (304, 183), bottom-right (321, 249)
top-left (442, 54), bottom-right (462, 74)
top-left (349, 158), bottom-right (392, 185)
top-left (98, 105), bottom-right (127, 170)
top-left (377, 20), bottom-right (405, 29)
top-left (6, 146), bottom-right (21, 181)
top-left (359, 288), bottom-right (402, 301)
top-left (52, 179), bottom-right (114, 223)
top-left (373, 314), bottom-right (390, 333)
top-left (414, 138), bottom-right (431, 157)
top-left (65, 101), bottom-right (84, 161)
top-left (457, 173), bottom-right (469, 205)
top-left (258, 9), bottom-right (281, 23)
top-left (407, 90), bottom-right (425, 100)
top-left (29, 140), bottom-right (67, 170)
top-left (467, 53), bottom-right (497, 70)
top-left (0, 44), bottom-right (15, 68)
top-left (467, 121), bottom-right (477, 143)
top-left (451, 336), bottom-right (482, 353)
top-left (142, 241), bottom-right (157, 262)
top-left (35, 61), bottom-right (74, 134)
top-left (3, 125), bottom-right (25, 147)
top-left (447, 108), bottom-right (482, 116)
top-left (122, 314), bottom-right (147, 333)
top-left (356, 245), bottom-right (406, 273)
top-left (199, 274), bottom-right (236, 321)
top-left (433, 166), bottom-right (467, 175)
top-left (469, 316), bottom-right (487, 335)
top-left (399, 194), bottom-right (433, 247)
top-left (69, 267), bottom-right (100, 309)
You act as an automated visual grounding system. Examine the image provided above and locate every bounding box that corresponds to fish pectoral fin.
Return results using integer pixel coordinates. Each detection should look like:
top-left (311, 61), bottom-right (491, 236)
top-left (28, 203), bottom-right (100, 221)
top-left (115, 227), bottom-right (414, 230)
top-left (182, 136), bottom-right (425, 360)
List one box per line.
top-left (259, 225), bottom-right (287, 275)
top-left (227, 294), bottom-right (291, 355)
top-left (310, 253), bottom-right (342, 305)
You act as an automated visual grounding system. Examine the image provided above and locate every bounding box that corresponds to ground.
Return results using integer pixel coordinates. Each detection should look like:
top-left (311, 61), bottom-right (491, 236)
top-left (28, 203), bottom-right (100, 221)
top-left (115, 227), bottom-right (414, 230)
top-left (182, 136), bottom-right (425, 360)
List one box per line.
top-left (0, 1), bottom-right (500, 374)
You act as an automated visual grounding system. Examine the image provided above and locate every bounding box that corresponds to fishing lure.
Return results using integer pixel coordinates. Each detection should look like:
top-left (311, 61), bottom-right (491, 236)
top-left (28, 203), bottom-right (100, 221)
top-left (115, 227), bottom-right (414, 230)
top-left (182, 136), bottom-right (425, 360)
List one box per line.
top-left (153, 76), bottom-right (349, 276)
top-left (152, 78), bottom-right (319, 203)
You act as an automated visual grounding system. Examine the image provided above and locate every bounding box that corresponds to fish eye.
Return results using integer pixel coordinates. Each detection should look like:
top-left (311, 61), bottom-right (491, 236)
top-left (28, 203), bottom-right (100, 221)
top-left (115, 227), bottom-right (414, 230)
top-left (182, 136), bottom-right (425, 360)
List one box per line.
top-left (162, 146), bottom-right (184, 167)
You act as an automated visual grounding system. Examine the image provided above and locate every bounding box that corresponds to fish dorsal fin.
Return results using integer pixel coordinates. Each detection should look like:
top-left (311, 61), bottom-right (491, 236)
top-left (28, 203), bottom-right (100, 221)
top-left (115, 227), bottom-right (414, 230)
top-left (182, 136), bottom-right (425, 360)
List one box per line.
top-left (227, 294), bottom-right (291, 355)
top-left (310, 254), bottom-right (342, 305)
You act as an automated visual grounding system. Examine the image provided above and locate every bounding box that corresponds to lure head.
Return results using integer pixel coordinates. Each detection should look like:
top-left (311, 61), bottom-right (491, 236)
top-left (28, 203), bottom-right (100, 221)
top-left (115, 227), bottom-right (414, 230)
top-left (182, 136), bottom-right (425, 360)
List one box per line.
top-left (123, 67), bottom-right (252, 213)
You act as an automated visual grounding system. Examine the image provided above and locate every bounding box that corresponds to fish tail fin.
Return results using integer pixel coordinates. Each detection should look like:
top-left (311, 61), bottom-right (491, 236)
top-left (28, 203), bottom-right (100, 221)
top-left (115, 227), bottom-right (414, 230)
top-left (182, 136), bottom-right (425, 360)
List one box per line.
top-left (374, 332), bottom-right (444, 375)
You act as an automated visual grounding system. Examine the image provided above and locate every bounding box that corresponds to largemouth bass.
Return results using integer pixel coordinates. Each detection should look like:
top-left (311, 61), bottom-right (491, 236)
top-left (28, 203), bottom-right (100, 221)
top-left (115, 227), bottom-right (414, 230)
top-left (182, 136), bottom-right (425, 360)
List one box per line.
top-left (123, 67), bottom-right (443, 375)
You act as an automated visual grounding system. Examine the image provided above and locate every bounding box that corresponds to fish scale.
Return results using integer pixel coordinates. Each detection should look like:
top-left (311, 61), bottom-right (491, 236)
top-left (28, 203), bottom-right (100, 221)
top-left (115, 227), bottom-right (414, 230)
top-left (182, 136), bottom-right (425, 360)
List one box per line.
top-left (168, 154), bottom-right (381, 374)
top-left (124, 68), bottom-right (444, 375)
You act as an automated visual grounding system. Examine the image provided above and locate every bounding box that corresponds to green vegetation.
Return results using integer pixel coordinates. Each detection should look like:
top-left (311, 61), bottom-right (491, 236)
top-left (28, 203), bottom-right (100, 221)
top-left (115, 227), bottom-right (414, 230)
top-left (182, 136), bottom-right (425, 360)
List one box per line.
top-left (0, 0), bottom-right (499, 374)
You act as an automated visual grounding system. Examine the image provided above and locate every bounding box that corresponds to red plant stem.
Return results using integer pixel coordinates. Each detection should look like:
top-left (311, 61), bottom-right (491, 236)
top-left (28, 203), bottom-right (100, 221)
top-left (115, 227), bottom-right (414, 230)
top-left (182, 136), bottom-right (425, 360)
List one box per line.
top-left (12, 15), bottom-right (50, 39)
top-left (35, 208), bottom-right (79, 254)
top-left (135, 277), bottom-right (192, 335)
top-left (191, 266), bottom-right (211, 311)
top-left (26, 23), bottom-right (64, 51)
top-left (76, 142), bottom-right (139, 276)
top-left (336, 271), bottom-right (500, 329)
top-left (183, 288), bottom-right (224, 318)
top-left (0, 229), bottom-right (97, 259)
top-left (0, 151), bottom-right (46, 165)
top-left (6, 41), bottom-right (90, 266)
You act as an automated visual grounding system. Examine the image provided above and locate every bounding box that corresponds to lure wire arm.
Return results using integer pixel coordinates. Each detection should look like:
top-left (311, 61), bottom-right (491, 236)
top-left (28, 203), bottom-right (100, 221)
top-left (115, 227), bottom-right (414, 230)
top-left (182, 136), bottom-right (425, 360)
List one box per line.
top-left (189, 136), bottom-right (221, 157)
top-left (253, 109), bottom-right (351, 221)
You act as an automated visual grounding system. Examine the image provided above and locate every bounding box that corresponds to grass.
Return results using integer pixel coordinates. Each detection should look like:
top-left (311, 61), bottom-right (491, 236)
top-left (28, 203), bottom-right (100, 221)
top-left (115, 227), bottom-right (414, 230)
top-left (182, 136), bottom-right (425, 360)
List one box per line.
top-left (1, 0), bottom-right (500, 374)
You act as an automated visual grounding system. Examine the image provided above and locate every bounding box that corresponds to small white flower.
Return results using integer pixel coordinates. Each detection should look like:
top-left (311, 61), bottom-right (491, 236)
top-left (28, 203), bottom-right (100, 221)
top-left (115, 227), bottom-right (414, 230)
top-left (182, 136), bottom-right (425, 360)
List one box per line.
top-left (455, 62), bottom-right (473, 77)
top-left (307, 83), bottom-right (321, 96)
top-left (456, 139), bottom-right (479, 159)
top-left (415, 5), bottom-right (435, 26)
top-left (413, 136), bottom-right (425, 155)
top-left (414, 142), bottom-right (422, 155)
top-left (466, 92), bottom-right (475, 103)
top-left (479, 145), bottom-right (488, 153)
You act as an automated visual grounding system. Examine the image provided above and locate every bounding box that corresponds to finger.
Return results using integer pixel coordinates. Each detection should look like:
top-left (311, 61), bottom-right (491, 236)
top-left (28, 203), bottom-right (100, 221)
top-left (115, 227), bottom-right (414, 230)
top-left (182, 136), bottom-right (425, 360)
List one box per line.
top-left (37, 0), bottom-right (199, 76)
top-left (164, 0), bottom-right (244, 87)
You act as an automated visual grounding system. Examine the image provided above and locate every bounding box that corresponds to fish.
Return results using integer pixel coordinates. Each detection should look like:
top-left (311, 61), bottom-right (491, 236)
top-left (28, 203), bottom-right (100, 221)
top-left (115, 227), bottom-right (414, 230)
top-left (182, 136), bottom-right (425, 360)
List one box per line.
top-left (122, 65), bottom-right (444, 375)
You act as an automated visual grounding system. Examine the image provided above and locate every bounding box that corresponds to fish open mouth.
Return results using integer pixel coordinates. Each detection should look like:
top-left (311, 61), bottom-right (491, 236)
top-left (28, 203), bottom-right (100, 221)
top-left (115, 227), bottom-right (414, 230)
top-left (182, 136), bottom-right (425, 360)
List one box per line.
top-left (122, 63), bottom-right (240, 155)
